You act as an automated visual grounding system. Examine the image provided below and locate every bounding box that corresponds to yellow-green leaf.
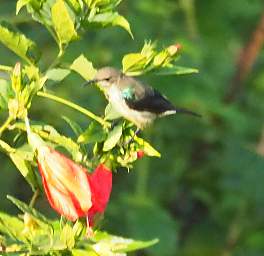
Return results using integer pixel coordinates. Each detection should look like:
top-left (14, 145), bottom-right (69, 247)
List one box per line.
top-left (112, 14), bottom-right (133, 39)
top-left (103, 123), bottom-right (123, 151)
top-left (135, 137), bottom-right (161, 157)
top-left (51, 0), bottom-right (78, 46)
top-left (16, 0), bottom-right (30, 14)
top-left (70, 54), bottom-right (97, 80)
top-left (0, 21), bottom-right (41, 64)
top-left (122, 53), bottom-right (146, 73)
top-left (10, 150), bottom-right (37, 191)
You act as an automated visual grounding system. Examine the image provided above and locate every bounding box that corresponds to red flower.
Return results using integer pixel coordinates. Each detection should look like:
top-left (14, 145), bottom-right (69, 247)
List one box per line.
top-left (37, 146), bottom-right (112, 228)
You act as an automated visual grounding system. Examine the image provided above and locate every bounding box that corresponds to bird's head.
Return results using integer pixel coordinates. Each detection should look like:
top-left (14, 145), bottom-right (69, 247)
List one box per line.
top-left (86, 67), bottom-right (122, 92)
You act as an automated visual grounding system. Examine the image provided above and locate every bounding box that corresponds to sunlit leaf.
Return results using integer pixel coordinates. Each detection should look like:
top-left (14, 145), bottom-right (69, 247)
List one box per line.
top-left (60, 223), bottom-right (75, 249)
top-left (9, 148), bottom-right (37, 191)
top-left (0, 21), bottom-right (41, 63)
top-left (103, 123), bottom-right (123, 151)
top-left (16, 0), bottom-right (30, 14)
top-left (0, 79), bottom-right (12, 110)
top-left (70, 54), bottom-right (97, 81)
top-left (134, 136), bottom-right (161, 157)
top-left (0, 212), bottom-right (25, 242)
top-left (46, 68), bottom-right (70, 81)
top-left (51, 0), bottom-right (78, 46)
top-left (104, 103), bottom-right (122, 120)
top-left (92, 231), bottom-right (158, 253)
top-left (89, 12), bottom-right (133, 38)
top-left (122, 53), bottom-right (146, 73)
top-left (155, 66), bottom-right (199, 75)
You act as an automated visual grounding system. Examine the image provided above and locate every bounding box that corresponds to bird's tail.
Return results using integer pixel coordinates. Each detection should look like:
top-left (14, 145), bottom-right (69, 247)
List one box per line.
top-left (175, 107), bottom-right (202, 118)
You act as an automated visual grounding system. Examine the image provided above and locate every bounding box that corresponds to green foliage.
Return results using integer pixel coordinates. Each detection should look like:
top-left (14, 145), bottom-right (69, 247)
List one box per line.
top-left (0, 0), bottom-right (194, 255)
top-left (0, 21), bottom-right (40, 64)
top-left (1, 0), bottom-right (263, 256)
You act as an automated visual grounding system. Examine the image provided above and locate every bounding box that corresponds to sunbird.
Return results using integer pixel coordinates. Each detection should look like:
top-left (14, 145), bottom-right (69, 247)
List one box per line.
top-left (87, 67), bottom-right (200, 129)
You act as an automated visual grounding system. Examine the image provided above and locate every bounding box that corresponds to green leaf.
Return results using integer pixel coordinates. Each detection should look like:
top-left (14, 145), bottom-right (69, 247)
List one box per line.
top-left (89, 12), bottom-right (133, 38)
top-left (103, 123), bottom-right (123, 151)
top-left (12, 122), bottom-right (84, 163)
top-left (122, 53), bottom-right (146, 73)
top-left (0, 212), bottom-right (25, 242)
top-left (0, 79), bottom-right (12, 110)
top-left (60, 223), bottom-right (75, 249)
top-left (73, 249), bottom-right (97, 256)
top-left (78, 122), bottom-right (106, 144)
top-left (155, 66), bottom-right (199, 75)
top-left (135, 136), bottom-right (161, 157)
top-left (65, 0), bottom-right (82, 14)
top-left (7, 195), bottom-right (52, 226)
top-left (115, 238), bottom-right (159, 253)
top-left (51, 0), bottom-right (78, 46)
top-left (62, 116), bottom-right (83, 137)
top-left (70, 54), bottom-right (97, 81)
top-left (0, 21), bottom-right (41, 64)
top-left (112, 14), bottom-right (133, 39)
top-left (92, 231), bottom-right (158, 253)
top-left (9, 148), bottom-right (37, 191)
top-left (104, 103), bottom-right (122, 120)
top-left (46, 68), bottom-right (70, 81)
top-left (16, 0), bottom-right (30, 14)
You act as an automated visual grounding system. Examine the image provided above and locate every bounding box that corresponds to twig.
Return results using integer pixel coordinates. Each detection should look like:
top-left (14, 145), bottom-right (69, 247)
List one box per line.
top-left (37, 91), bottom-right (110, 127)
top-left (225, 11), bottom-right (264, 103)
top-left (0, 116), bottom-right (13, 136)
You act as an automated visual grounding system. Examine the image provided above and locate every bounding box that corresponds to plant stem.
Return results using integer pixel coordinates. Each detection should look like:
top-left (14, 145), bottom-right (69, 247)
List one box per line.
top-left (0, 139), bottom-right (15, 154)
top-left (37, 91), bottom-right (110, 127)
top-left (29, 189), bottom-right (40, 208)
top-left (47, 49), bottom-right (65, 70)
top-left (0, 116), bottom-right (13, 136)
top-left (0, 65), bottom-right (12, 72)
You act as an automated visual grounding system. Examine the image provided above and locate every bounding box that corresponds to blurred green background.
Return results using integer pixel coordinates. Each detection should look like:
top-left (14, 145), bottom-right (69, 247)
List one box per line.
top-left (1, 0), bottom-right (264, 255)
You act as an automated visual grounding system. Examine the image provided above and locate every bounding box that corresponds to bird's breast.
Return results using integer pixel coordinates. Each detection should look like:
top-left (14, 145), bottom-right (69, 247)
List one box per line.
top-left (108, 86), bottom-right (156, 129)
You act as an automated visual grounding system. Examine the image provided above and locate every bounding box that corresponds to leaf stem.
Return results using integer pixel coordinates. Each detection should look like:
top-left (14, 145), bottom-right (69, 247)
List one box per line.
top-left (0, 139), bottom-right (15, 154)
top-left (0, 116), bottom-right (13, 136)
top-left (0, 65), bottom-right (12, 72)
top-left (37, 91), bottom-right (110, 127)
top-left (47, 48), bottom-right (65, 70)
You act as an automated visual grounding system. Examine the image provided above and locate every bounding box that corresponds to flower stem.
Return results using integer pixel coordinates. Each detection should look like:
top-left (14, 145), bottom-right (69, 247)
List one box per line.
top-left (0, 116), bottom-right (13, 136)
top-left (37, 91), bottom-right (110, 127)
top-left (29, 189), bottom-right (40, 208)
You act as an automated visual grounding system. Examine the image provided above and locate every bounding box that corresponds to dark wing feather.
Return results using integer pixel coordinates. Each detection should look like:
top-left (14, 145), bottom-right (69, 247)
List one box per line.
top-left (125, 88), bottom-right (176, 114)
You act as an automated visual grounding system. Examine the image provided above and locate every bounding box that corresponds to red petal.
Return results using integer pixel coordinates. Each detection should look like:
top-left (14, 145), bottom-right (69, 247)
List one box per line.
top-left (88, 164), bottom-right (112, 222)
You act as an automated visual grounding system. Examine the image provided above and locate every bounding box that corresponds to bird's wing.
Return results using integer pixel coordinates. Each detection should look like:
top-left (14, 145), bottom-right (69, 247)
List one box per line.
top-left (124, 86), bottom-right (176, 114)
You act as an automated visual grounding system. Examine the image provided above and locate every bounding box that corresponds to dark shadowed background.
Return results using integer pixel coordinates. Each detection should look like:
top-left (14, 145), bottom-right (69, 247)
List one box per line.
top-left (1, 0), bottom-right (264, 255)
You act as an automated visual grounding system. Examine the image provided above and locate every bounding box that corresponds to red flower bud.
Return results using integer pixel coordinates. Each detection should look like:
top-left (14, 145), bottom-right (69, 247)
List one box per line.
top-left (37, 146), bottom-right (112, 228)
top-left (137, 150), bottom-right (145, 159)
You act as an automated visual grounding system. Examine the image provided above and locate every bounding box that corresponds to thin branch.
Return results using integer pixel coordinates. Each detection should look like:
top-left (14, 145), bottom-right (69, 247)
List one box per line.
top-left (37, 91), bottom-right (110, 127)
top-left (225, 11), bottom-right (264, 103)
top-left (0, 116), bottom-right (13, 136)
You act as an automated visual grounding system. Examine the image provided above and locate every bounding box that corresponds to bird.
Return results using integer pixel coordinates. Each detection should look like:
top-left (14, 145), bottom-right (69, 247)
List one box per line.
top-left (86, 67), bottom-right (201, 129)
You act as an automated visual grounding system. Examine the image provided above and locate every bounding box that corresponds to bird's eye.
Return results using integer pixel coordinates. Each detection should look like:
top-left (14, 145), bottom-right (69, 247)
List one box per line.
top-left (105, 77), bottom-right (111, 81)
